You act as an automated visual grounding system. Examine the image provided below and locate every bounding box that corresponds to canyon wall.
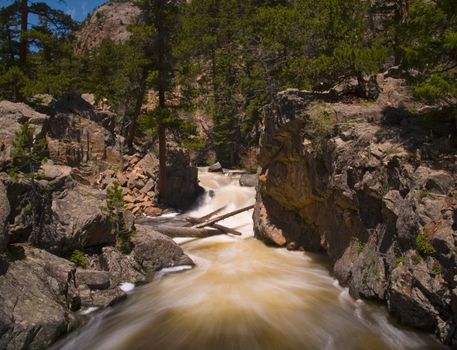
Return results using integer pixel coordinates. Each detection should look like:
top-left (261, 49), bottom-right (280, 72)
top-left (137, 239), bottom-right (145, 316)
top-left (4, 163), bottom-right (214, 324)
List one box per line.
top-left (254, 75), bottom-right (457, 346)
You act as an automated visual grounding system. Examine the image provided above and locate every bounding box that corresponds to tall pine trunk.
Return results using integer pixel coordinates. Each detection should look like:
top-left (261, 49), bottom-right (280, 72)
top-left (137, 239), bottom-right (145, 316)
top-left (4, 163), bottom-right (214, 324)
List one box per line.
top-left (156, 0), bottom-right (167, 204)
top-left (126, 70), bottom-right (148, 147)
top-left (19, 0), bottom-right (28, 69)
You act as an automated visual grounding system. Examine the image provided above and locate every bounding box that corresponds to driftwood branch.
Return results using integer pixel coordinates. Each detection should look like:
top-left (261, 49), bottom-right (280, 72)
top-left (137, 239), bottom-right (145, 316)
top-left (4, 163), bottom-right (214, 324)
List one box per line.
top-left (136, 205), bottom-right (253, 238)
top-left (152, 225), bottom-right (224, 238)
top-left (194, 205), bottom-right (255, 229)
top-left (184, 206), bottom-right (227, 226)
top-left (209, 223), bottom-right (242, 236)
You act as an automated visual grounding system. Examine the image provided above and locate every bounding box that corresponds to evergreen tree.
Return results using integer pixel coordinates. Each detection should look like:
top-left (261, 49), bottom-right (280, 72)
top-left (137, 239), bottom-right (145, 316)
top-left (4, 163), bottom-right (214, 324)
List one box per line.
top-left (133, 0), bottom-right (180, 202)
top-left (398, 0), bottom-right (457, 100)
top-left (0, 0), bottom-right (76, 101)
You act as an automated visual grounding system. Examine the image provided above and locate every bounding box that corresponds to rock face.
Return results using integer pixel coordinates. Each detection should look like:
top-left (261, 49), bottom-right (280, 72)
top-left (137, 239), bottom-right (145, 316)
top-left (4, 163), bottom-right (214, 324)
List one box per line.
top-left (0, 95), bottom-right (199, 348)
top-left (0, 101), bottom-right (49, 169)
top-left (44, 182), bottom-right (113, 255)
top-left (46, 93), bottom-right (121, 169)
top-left (75, 2), bottom-right (141, 54)
top-left (254, 75), bottom-right (457, 346)
top-left (0, 246), bottom-right (77, 350)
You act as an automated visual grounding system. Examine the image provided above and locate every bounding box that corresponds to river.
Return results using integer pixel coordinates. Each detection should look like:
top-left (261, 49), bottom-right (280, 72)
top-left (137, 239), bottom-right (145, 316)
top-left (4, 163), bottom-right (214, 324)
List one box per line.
top-left (56, 170), bottom-right (444, 350)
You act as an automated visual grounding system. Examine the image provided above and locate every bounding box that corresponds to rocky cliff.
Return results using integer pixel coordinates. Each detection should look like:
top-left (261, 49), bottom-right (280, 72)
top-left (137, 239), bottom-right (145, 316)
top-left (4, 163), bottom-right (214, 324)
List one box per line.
top-left (0, 95), bottom-right (200, 349)
top-left (254, 73), bottom-right (457, 346)
top-left (75, 2), bottom-right (141, 54)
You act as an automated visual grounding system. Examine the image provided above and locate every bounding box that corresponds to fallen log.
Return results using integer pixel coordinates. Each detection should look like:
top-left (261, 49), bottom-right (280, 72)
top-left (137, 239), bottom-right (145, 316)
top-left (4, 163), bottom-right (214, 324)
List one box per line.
top-left (184, 206), bottom-right (227, 226)
top-left (148, 225), bottom-right (225, 238)
top-left (209, 223), bottom-right (243, 236)
top-left (194, 204), bottom-right (255, 228)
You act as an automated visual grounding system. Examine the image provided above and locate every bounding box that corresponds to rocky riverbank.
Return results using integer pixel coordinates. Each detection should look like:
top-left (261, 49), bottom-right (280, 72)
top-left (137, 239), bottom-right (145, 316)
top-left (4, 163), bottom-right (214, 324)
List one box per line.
top-left (254, 72), bottom-right (457, 347)
top-left (0, 95), bottom-right (200, 349)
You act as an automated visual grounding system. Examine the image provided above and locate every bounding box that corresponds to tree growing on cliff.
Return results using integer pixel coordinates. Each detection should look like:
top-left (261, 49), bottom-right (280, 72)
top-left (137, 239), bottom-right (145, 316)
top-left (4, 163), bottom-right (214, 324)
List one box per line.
top-left (10, 122), bottom-right (48, 175)
top-left (104, 182), bottom-right (134, 254)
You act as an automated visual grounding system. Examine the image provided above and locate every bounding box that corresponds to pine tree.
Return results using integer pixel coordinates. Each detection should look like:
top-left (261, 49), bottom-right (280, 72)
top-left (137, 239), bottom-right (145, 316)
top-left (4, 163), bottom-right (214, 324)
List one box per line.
top-left (133, 0), bottom-right (180, 202)
top-left (0, 0), bottom-right (76, 101)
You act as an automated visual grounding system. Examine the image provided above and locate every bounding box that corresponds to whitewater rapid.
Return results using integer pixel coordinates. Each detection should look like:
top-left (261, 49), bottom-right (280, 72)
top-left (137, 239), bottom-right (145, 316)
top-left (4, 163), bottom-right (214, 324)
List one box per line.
top-left (55, 170), bottom-right (443, 350)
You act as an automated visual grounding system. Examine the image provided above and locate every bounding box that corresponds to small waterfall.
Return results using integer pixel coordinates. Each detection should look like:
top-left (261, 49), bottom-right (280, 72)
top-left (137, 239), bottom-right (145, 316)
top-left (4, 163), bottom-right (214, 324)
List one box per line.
top-left (55, 170), bottom-right (444, 350)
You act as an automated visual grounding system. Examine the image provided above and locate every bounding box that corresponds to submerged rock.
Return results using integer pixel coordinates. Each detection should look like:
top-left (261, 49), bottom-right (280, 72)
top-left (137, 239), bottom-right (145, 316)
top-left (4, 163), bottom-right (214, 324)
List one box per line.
top-left (208, 162), bottom-right (223, 172)
top-left (239, 174), bottom-right (259, 187)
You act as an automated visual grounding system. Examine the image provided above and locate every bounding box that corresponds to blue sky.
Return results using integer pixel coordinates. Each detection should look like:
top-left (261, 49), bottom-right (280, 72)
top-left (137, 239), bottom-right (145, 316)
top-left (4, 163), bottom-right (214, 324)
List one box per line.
top-left (1, 0), bottom-right (107, 22)
top-left (54, 0), bottom-right (106, 22)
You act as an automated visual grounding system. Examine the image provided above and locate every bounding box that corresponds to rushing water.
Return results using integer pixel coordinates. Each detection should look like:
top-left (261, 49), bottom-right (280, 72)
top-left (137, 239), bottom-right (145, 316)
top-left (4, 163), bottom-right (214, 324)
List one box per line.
top-left (56, 170), bottom-right (444, 350)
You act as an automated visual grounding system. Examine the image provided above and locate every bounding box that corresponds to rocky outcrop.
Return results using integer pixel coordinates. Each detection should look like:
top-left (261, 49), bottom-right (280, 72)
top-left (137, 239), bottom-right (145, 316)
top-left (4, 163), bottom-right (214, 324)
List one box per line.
top-left (254, 75), bottom-right (457, 346)
top-left (0, 246), bottom-right (77, 350)
top-left (0, 93), bottom-right (201, 347)
top-left (99, 148), bottom-right (202, 213)
top-left (75, 2), bottom-right (141, 54)
top-left (44, 181), bottom-right (113, 255)
top-left (133, 226), bottom-right (194, 271)
top-left (0, 101), bottom-right (49, 169)
top-left (46, 94), bottom-right (121, 170)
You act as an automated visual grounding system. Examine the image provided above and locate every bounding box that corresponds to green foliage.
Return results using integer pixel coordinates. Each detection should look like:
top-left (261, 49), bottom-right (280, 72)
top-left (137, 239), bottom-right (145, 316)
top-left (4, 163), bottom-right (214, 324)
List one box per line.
top-left (70, 250), bottom-right (88, 268)
top-left (416, 228), bottom-right (437, 256)
top-left (9, 122), bottom-right (48, 175)
top-left (307, 106), bottom-right (336, 153)
top-left (413, 75), bottom-right (457, 101)
top-left (431, 260), bottom-right (442, 275)
top-left (394, 255), bottom-right (406, 268)
top-left (399, 0), bottom-right (457, 101)
top-left (0, 1), bottom-right (78, 100)
top-left (0, 66), bottom-right (28, 101)
top-left (104, 182), bottom-right (134, 254)
top-left (418, 188), bottom-right (432, 201)
top-left (351, 237), bottom-right (365, 255)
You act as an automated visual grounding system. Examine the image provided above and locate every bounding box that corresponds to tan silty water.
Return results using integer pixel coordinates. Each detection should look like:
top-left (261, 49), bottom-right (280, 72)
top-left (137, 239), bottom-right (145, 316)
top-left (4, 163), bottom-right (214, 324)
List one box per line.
top-left (56, 170), bottom-right (444, 350)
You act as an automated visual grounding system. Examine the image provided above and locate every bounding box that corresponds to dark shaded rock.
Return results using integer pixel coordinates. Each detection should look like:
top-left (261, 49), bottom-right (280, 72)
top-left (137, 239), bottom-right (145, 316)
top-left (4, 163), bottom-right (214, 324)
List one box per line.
top-left (0, 181), bottom-right (10, 252)
top-left (0, 246), bottom-right (76, 350)
top-left (335, 236), bottom-right (388, 300)
top-left (133, 226), bottom-right (194, 273)
top-left (165, 149), bottom-right (203, 209)
top-left (76, 269), bottom-right (110, 290)
top-left (239, 174), bottom-right (258, 187)
top-left (388, 253), bottom-right (449, 332)
top-left (208, 162), bottom-right (223, 172)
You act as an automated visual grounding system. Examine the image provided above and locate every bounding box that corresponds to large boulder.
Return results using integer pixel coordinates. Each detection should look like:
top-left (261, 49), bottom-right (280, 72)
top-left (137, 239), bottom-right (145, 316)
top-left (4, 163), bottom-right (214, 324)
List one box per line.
top-left (133, 225), bottom-right (194, 272)
top-left (0, 246), bottom-right (77, 350)
top-left (0, 101), bottom-right (49, 168)
top-left (42, 182), bottom-right (114, 255)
